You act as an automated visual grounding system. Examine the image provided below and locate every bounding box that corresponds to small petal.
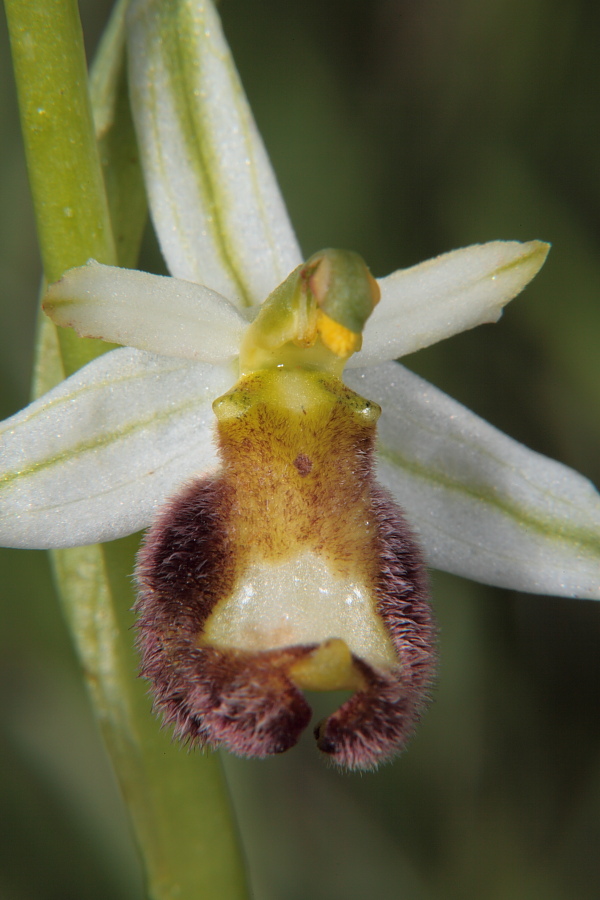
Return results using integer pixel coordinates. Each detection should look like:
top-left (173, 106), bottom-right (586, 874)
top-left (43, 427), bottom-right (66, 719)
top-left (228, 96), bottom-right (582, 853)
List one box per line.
top-left (0, 348), bottom-right (235, 549)
top-left (44, 261), bottom-right (249, 363)
top-left (127, 0), bottom-right (302, 307)
top-left (348, 241), bottom-right (549, 367)
top-left (345, 363), bottom-right (600, 598)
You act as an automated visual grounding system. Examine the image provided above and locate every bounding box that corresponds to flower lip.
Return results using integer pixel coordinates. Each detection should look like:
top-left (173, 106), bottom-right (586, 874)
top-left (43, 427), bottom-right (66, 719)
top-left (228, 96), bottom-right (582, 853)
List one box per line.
top-left (135, 365), bottom-right (436, 769)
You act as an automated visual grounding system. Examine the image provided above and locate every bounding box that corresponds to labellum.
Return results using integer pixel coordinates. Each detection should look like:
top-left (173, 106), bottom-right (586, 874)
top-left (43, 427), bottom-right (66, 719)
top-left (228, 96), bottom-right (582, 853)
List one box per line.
top-left (135, 250), bottom-right (437, 769)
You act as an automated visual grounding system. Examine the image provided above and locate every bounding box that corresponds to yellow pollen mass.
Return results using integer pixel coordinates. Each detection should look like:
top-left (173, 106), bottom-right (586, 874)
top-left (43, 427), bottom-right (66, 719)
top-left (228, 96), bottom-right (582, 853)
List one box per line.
top-left (316, 310), bottom-right (362, 357)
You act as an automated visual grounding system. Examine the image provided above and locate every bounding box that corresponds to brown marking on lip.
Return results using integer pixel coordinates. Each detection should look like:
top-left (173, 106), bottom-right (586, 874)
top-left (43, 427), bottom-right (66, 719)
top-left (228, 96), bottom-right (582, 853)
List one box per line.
top-left (293, 452), bottom-right (312, 476)
top-left (136, 476), bottom-right (237, 638)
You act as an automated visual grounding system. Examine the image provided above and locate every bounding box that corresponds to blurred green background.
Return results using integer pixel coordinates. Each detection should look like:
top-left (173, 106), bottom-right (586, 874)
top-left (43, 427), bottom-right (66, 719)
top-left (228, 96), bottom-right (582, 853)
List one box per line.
top-left (1, 1), bottom-right (599, 898)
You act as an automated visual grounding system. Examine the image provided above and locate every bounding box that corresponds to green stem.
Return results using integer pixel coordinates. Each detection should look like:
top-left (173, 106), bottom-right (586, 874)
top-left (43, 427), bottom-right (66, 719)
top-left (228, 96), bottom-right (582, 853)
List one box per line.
top-left (5, 0), bottom-right (115, 373)
top-left (5, 0), bottom-right (115, 283)
top-left (4, 1), bottom-right (249, 897)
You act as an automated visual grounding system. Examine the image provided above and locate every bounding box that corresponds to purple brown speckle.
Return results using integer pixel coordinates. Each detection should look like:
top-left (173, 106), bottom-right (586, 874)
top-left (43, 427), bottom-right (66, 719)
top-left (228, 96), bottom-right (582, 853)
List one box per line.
top-left (293, 453), bottom-right (313, 476)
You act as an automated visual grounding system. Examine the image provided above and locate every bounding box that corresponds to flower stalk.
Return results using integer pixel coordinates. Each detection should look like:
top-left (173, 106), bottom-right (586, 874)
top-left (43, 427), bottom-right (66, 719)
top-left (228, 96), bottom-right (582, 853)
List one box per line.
top-left (4, 0), bottom-right (249, 897)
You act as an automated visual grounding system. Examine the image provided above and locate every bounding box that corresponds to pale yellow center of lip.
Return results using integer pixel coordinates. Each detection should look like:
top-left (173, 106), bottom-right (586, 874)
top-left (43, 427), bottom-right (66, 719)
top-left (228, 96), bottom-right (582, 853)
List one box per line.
top-left (200, 550), bottom-right (397, 671)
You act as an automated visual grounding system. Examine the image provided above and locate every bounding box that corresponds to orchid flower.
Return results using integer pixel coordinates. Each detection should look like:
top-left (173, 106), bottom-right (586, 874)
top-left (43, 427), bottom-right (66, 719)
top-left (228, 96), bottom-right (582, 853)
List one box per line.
top-left (1, 0), bottom-right (599, 768)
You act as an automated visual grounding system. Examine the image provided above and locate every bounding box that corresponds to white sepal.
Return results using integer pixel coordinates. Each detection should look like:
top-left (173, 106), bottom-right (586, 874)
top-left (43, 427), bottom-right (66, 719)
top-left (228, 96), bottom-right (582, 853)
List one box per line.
top-left (44, 261), bottom-right (249, 363)
top-left (346, 362), bottom-right (600, 598)
top-left (127, 0), bottom-right (302, 308)
top-left (0, 348), bottom-right (235, 549)
top-left (349, 241), bottom-right (549, 367)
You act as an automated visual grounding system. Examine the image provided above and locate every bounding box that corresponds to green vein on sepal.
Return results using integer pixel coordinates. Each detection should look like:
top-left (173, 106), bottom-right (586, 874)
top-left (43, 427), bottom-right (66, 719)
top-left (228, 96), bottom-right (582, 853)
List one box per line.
top-left (154, 0), bottom-right (254, 305)
top-left (10, 357), bottom-right (191, 429)
top-left (378, 443), bottom-right (600, 557)
top-left (0, 395), bottom-right (202, 490)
